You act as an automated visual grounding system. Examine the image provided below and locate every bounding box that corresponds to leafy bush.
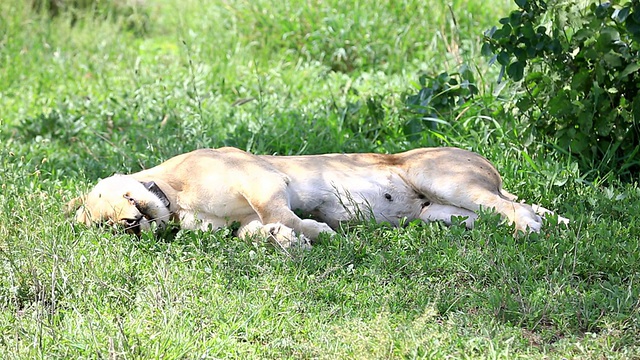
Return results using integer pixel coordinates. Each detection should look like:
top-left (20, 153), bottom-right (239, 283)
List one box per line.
top-left (483, 0), bottom-right (640, 179)
top-left (402, 65), bottom-right (479, 141)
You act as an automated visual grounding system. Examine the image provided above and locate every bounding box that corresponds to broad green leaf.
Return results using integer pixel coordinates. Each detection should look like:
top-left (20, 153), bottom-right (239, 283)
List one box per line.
top-left (571, 70), bottom-right (591, 91)
top-left (595, 113), bottom-right (614, 136)
top-left (521, 22), bottom-right (535, 39)
top-left (595, 2), bottom-right (611, 19)
top-left (507, 61), bottom-right (525, 81)
top-left (493, 24), bottom-right (512, 40)
top-left (515, 0), bottom-right (527, 10)
top-left (570, 132), bottom-right (589, 153)
top-left (619, 63), bottom-right (640, 79)
top-left (633, 6), bottom-right (640, 23)
top-left (481, 42), bottom-right (493, 57)
top-left (603, 53), bottom-right (622, 68)
top-left (514, 47), bottom-right (527, 61)
top-left (573, 28), bottom-right (594, 42)
top-left (548, 90), bottom-right (571, 116)
top-left (613, 6), bottom-right (630, 23)
top-left (509, 11), bottom-right (522, 27)
top-left (497, 51), bottom-right (511, 66)
top-left (516, 96), bottom-right (533, 112)
top-left (626, 17), bottom-right (640, 41)
top-left (484, 26), bottom-right (497, 38)
top-left (603, 26), bottom-right (620, 42)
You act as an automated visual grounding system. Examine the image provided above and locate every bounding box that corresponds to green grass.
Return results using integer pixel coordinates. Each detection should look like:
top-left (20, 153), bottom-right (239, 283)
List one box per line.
top-left (1, 0), bottom-right (640, 358)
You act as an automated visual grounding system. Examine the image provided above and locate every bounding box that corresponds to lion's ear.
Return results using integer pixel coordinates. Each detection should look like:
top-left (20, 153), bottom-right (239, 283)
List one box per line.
top-left (74, 207), bottom-right (92, 226)
top-left (66, 197), bottom-right (92, 225)
top-left (141, 181), bottom-right (171, 208)
top-left (65, 196), bottom-right (84, 215)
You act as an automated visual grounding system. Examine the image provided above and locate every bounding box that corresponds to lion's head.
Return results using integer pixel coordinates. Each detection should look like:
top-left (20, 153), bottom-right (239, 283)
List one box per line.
top-left (69, 175), bottom-right (172, 235)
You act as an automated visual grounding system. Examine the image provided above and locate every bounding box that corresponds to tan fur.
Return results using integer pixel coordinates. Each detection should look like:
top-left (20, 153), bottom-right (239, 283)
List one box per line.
top-left (68, 147), bottom-right (568, 248)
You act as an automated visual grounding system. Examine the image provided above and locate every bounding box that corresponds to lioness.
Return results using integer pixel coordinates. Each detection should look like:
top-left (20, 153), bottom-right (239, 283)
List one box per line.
top-left (69, 147), bottom-right (568, 248)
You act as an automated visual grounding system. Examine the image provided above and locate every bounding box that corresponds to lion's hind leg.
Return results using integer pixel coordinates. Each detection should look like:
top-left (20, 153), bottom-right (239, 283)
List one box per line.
top-left (499, 190), bottom-right (570, 227)
top-left (404, 149), bottom-right (566, 234)
top-left (531, 204), bottom-right (570, 225)
top-left (498, 199), bottom-right (544, 233)
top-left (469, 188), bottom-right (573, 234)
top-left (425, 184), bottom-right (545, 233)
top-left (419, 199), bottom-right (550, 233)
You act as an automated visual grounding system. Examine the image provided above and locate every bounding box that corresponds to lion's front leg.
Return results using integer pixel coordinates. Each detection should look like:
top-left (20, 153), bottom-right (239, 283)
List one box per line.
top-left (238, 173), bottom-right (336, 245)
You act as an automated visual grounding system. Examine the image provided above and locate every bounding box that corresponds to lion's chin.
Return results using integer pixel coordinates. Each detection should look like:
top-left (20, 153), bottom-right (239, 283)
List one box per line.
top-left (139, 219), bottom-right (156, 232)
top-left (123, 218), bottom-right (154, 236)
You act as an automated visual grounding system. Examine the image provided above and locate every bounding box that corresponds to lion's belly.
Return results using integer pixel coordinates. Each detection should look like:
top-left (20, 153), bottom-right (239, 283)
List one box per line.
top-left (287, 170), bottom-right (424, 228)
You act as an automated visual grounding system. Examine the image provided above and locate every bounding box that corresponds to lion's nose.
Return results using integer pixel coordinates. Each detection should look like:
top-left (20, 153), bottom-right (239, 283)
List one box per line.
top-left (123, 215), bottom-right (143, 228)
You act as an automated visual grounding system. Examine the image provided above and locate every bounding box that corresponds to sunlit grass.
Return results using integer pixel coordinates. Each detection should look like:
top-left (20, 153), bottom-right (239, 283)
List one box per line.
top-left (1, 0), bottom-right (639, 358)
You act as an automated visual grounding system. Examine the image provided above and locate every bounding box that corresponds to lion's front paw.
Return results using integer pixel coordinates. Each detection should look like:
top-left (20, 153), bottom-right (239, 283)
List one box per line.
top-left (515, 217), bottom-right (542, 234)
top-left (513, 205), bottom-right (543, 234)
top-left (263, 223), bottom-right (312, 250)
top-left (300, 219), bottom-right (337, 240)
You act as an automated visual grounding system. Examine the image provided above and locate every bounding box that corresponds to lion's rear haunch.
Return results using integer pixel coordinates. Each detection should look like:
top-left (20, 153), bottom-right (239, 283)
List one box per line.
top-left (68, 147), bottom-right (569, 247)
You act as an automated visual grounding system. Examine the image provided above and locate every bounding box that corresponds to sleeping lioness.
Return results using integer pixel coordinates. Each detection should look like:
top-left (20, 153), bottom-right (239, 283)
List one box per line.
top-left (68, 147), bottom-right (568, 248)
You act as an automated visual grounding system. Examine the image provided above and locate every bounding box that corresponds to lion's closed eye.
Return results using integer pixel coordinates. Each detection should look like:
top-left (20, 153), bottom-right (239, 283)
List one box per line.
top-left (121, 193), bottom-right (154, 222)
top-left (123, 193), bottom-right (136, 205)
